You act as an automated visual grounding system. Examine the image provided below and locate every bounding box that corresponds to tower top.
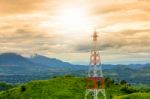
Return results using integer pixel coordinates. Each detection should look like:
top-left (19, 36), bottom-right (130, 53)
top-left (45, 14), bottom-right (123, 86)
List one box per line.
top-left (93, 29), bottom-right (98, 42)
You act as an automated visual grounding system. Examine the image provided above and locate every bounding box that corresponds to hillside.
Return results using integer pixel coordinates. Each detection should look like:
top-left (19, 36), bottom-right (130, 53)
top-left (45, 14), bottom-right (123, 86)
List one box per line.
top-left (0, 76), bottom-right (149, 99)
top-left (0, 76), bottom-right (85, 99)
top-left (115, 93), bottom-right (150, 99)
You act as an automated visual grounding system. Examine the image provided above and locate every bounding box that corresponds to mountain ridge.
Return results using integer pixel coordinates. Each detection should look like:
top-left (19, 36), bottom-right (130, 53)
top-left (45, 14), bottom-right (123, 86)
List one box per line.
top-left (0, 52), bottom-right (150, 84)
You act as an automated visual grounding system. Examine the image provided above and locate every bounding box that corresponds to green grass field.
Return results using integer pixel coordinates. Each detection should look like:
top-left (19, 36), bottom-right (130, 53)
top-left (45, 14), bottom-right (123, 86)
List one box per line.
top-left (0, 76), bottom-right (149, 99)
top-left (115, 93), bottom-right (150, 99)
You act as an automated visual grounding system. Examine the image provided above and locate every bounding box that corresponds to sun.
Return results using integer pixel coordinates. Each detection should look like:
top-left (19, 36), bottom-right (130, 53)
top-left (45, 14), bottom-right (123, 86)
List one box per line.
top-left (59, 7), bottom-right (86, 26)
top-left (39, 5), bottom-right (93, 36)
top-left (55, 5), bottom-right (91, 33)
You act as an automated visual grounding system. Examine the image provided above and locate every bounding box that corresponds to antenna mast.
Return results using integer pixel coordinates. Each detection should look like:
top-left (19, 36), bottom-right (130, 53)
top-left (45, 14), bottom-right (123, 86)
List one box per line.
top-left (85, 30), bottom-right (106, 99)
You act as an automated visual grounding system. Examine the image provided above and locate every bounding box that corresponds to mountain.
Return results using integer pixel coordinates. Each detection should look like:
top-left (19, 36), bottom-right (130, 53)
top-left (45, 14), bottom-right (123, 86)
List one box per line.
top-left (0, 53), bottom-right (86, 71)
top-left (0, 53), bottom-right (34, 66)
top-left (0, 53), bottom-right (50, 74)
top-left (101, 64), bottom-right (117, 70)
top-left (30, 54), bottom-right (73, 67)
top-left (126, 63), bottom-right (150, 69)
top-left (0, 52), bottom-right (150, 84)
top-left (102, 64), bottom-right (149, 70)
top-left (0, 53), bottom-right (87, 83)
top-left (104, 64), bottom-right (150, 84)
top-left (29, 54), bottom-right (87, 70)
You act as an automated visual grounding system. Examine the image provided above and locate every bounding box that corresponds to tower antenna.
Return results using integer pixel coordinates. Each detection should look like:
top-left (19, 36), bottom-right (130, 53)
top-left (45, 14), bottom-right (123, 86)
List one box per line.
top-left (85, 29), bottom-right (106, 99)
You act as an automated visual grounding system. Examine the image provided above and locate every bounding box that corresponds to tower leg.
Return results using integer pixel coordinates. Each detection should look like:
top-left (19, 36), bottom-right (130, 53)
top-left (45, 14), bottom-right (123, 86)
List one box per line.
top-left (93, 89), bottom-right (98, 99)
top-left (85, 90), bottom-right (90, 99)
top-left (85, 89), bottom-right (106, 99)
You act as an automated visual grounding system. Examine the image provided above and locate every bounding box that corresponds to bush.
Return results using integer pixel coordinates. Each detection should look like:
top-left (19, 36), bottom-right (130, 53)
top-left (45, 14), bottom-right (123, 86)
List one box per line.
top-left (105, 77), bottom-right (115, 87)
top-left (20, 85), bottom-right (26, 92)
top-left (121, 86), bottom-right (137, 94)
top-left (0, 82), bottom-right (13, 91)
top-left (120, 80), bottom-right (127, 85)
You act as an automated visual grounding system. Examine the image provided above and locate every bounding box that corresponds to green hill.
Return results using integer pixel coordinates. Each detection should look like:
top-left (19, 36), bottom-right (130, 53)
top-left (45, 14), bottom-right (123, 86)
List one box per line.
top-left (0, 76), bottom-right (149, 99)
top-left (115, 93), bottom-right (150, 99)
top-left (0, 76), bottom-right (85, 99)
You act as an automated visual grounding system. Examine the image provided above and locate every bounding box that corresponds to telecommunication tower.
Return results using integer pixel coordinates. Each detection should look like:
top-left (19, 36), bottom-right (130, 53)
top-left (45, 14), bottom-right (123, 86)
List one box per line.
top-left (85, 30), bottom-right (106, 99)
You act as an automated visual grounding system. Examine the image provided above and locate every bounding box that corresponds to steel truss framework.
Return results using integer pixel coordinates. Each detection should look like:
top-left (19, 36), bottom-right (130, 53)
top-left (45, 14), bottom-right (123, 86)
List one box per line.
top-left (85, 31), bottom-right (106, 99)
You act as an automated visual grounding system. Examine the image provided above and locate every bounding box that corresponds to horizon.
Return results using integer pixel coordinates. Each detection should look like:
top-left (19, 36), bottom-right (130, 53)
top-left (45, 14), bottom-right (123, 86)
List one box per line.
top-left (0, 0), bottom-right (150, 64)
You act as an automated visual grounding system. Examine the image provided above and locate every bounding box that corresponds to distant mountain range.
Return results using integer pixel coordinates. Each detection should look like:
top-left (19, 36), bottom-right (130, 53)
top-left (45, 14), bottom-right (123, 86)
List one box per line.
top-left (0, 53), bottom-right (86, 74)
top-left (0, 53), bottom-right (149, 84)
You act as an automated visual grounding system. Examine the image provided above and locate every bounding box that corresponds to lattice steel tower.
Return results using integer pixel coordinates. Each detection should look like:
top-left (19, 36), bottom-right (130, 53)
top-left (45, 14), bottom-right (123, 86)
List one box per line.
top-left (85, 30), bottom-right (106, 99)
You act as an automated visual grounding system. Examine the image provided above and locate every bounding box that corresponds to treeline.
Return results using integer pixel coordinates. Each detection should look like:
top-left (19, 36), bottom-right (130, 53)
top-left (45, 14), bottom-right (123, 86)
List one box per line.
top-left (0, 82), bottom-right (14, 91)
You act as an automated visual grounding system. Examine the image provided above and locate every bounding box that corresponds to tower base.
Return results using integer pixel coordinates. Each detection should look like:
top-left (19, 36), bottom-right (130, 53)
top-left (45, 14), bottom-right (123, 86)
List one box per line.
top-left (85, 89), bottom-right (106, 99)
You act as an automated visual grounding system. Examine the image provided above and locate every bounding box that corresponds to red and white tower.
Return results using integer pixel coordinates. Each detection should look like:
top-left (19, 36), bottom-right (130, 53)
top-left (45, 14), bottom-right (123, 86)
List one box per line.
top-left (85, 30), bottom-right (106, 99)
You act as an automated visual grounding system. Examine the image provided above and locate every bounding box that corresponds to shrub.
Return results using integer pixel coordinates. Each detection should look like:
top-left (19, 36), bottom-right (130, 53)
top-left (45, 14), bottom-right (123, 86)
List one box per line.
top-left (121, 86), bottom-right (137, 94)
top-left (20, 85), bottom-right (26, 92)
top-left (120, 80), bottom-right (127, 85)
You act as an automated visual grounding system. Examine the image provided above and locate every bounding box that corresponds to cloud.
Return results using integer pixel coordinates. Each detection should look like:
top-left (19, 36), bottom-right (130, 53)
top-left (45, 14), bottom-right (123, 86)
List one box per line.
top-left (90, 0), bottom-right (150, 15)
top-left (88, 0), bottom-right (150, 27)
top-left (0, 26), bottom-right (62, 55)
top-left (75, 28), bottom-right (150, 53)
top-left (0, 0), bottom-right (48, 15)
top-left (0, 0), bottom-right (150, 64)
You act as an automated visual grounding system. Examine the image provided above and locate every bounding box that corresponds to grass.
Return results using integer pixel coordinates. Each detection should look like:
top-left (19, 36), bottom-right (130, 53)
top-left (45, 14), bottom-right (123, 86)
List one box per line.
top-left (0, 76), bottom-right (149, 99)
top-left (115, 93), bottom-right (150, 99)
top-left (0, 76), bottom-right (85, 99)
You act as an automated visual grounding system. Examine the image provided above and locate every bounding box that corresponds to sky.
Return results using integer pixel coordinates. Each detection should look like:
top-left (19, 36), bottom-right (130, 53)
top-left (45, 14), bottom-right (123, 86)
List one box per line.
top-left (0, 0), bottom-right (150, 64)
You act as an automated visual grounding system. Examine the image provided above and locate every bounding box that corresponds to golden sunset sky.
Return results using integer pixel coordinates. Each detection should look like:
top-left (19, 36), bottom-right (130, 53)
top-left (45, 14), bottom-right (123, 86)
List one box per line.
top-left (0, 0), bottom-right (150, 64)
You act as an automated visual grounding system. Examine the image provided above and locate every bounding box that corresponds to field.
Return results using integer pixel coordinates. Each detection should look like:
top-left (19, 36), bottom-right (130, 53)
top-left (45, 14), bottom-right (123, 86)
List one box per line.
top-left (115, 93), bottom-right (150, 99)
top-left (0, 76), bottom-right (149, 99)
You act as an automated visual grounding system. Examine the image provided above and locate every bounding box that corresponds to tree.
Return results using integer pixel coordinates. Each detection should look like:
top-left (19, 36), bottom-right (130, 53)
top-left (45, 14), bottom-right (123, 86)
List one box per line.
top-left (120, 80), bottom-right (127, 85)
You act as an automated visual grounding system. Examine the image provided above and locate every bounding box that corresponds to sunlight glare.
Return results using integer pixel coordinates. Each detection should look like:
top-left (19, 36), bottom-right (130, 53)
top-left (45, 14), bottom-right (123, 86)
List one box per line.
top-left (55, 5), bottom-right (92, 34)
